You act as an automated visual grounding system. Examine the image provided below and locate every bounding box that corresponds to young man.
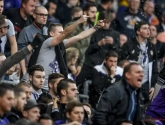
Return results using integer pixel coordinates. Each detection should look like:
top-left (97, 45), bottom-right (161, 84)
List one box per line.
top-left (121, 21), bottom-right (158, 102)
top-left (29, 65), bottom-right (45, 101)
top-left (17, 81), bottom-right (33, 100)
top-left (22, 99), bottom-right (45, 122)
top-left (89, 51), bottom-right (123, 109)
top-left (52, 79), bottom-right (79, 122)
top-left (18, 6), bottom-right (48, 75)
top-left (92, 62), bottom-right (144, 125)
top-left (5, 87), bottom-right (27, 123)
top-left (35, 15), bottom-right (104, 90)
top-left (0, 84), bottom-right (14, 125)
top-left (56, 101), bottom-right (85, 125)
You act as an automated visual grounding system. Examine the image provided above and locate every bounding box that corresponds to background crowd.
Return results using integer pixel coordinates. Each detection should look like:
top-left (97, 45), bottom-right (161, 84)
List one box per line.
top-left (0, 0), bottom-right (165, 125)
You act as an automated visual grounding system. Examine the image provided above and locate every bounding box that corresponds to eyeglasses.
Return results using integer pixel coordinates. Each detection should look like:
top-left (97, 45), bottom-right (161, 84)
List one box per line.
top-left (35, 13), bottom-right (48, 17)
top-left (0, 25), bottom-right (9, 30)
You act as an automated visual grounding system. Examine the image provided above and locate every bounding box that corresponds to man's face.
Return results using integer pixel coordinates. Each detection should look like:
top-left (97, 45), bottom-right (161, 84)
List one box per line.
top-left (86, 7), bottom-right (97, 23)
top-left (149, 25), bottom-right (157, 38)
top-left (0, 20), bottom-right (9, 37)
top-left (48, 2), bottom-right (57, 16)
top-left (50, 78), bottom-right (64, 95)
top-left (83, 105), bottom-right (91, 118)
top-left (72, 11), bottom-right (83, 19)
top-left (23, 0), bottom-right (37, 16)
top-left (0, 90), bottom-right (14, 112)
top-left (34, 8), bottom-right (48, 25)
top-left (129, 0), bottom-right (140, 12)
top-left (67, 107), bottom-right (84, 123)
top-left (30, 71), bottom-right (45, 90)
top-left (21, 86), bottom-right (32, 100)
top-left (51, 26), bottom-right (64, 37)
top-left (15, 92), bottom-right (27, 111)
top-left (146, 2), bottom-right (154, 16)
top-left (23, 107), bottom-right (40, 122)
top-left (40, 119), bottom-right (53, 125)
top-left (66, 83), bottom-right (79, 101)
top-left (137, 24), bottom-right (150, 39)
top-left (126, 65), bottom-right (144, 88)
top-left (0, 1), bottom-right (4, 14)
top-left (104, 57), bottom-right (118, 70)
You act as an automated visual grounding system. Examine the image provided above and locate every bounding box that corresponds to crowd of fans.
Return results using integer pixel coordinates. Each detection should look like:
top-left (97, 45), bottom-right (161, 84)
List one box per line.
top-left (0, 0), bottom-right (165, 125)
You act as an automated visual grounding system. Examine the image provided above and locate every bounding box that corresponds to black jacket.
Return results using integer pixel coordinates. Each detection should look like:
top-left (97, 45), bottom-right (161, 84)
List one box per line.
top-left (120, 37), bottom-right (158, 87)
top-left (92, 79), bottom-right (142, 125)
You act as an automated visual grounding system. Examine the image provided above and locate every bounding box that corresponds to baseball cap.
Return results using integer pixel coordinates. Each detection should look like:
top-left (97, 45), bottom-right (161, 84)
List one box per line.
top-left (24, 99), bottom-right (46, 111)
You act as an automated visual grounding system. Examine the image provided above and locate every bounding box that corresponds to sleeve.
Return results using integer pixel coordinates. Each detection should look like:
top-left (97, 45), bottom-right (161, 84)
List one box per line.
top-left (151, 45), bottom-right (158, 87)
top-left (0, 47), bottom-right (30, 78)
top-left (92, 87), bottom-right (120, 125)
top-left (6, 115), bottom-right (19, 124)
top-left (91, 68), bottom-right (110, 93)
top-left (90, 32), bottom-right (97, 45)
top-left (17, 28), bottom-right (29, 50)
top-left (110, 18), bottom-right (120, 31)
top-left (6, 19), bottom-right (15, 37)
top-left (119, 42), bottom-right (130, 61)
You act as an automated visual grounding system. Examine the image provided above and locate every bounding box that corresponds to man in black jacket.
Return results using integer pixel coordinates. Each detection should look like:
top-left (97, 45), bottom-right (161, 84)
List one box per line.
top-left (120, 21), bottom-right (158, 103)
top-left (92, 62), bottom-right (144, 125)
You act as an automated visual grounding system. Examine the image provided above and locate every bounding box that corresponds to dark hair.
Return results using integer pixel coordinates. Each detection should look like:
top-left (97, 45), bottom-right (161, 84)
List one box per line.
top-left (101, 0), bottom-right (114, 4)
top-left (17, 81), bottom-right (31, 88)
top-left (39, 114), bottom-right (52, 123)
top-left (45, 0), bottom-right (57, 11)
top-left (66, 101), bottom-right (83, 114)
top-left (71, 7), bottom-right (82, 16)
top-left (0, 15), bottom-right (6, 27)
top-left (14, 87), bottom-right (25, 97)
top-left (0, 84), bottom-right (14, 97)
top-left (104, 51), bottom-right (118, 60)
top-left (57, 79), bottom-right (75, 97)
top-left (47, 23), bottom-right (63, 36)
top-left (118, 60), bottom-right (130, 68)
top-left (83, 2), bottom-right (97, 12)
top-left (15, 119), bottom-right (31, 125)
top-left (37, 92), bottom-right (52, 104)
top-left (134, 21), bottom-right (148, 35)
top-left (98, 11), bottom-right (113, 22)
top-left (29, 65), bottom-right (44, 76)
top-left (48, 73), bottom-right (65, 83)
top-left (123, 62), bottom-right (141, 78)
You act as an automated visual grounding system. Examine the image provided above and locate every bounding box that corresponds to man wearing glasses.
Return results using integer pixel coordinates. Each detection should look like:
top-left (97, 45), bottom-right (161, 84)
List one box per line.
top-left (17, 6), bottom-right (48, 76)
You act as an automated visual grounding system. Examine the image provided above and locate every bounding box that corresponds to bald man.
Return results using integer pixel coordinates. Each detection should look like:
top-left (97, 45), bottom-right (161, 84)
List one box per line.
top-left (17, 6), bottom-right (48, 76)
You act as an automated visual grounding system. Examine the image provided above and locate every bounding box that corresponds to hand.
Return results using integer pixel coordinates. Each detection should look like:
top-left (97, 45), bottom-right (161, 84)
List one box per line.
top-left (62, 121), bottom-right (82, 125)
top-left (78, 15), bottom-right (89, 24)
top-left (98, 37), bottom-right (113, 46)
top-left (6, 65), bottom-right (16, 75)
top-left (110, 66), bottom-right (116, 78)
top-left (69, 65), bottom-right (77, 75)
top-left (52, 97), bottom-right (59, 109)
top-left (149, 87), bottom-right (154, 100)
top-left (96, 20), bottom-right (104, 28)
top-left (76, 66), bottom-right (82, 76)
top-left (16, 64), bottom-right (21, 76)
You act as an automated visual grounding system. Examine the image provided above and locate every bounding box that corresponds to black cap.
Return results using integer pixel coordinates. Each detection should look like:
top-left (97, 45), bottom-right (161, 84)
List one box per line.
top-left (24, 99), bottom-right (46, 111)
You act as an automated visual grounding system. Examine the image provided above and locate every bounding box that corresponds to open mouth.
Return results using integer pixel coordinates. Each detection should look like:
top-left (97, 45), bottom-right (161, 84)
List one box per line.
top-left (137, 78), bottom-right (142, 82)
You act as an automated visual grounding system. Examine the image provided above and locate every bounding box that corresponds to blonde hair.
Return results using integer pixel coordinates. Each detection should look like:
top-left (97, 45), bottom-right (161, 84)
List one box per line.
top-left (66, 47), bottom-right (79, 62)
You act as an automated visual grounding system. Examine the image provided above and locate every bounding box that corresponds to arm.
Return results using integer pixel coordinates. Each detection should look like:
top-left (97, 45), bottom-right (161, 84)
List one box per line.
top-left (65, 27), bottom-right (97, 48)
top-left (6, 19), bottom-right (17, 54)
top-left (50, 15), bottom-right (88, 47)
top-left (92, 87), bottom-right (120, 125)
top-left (0, 45), bottom-right (32, 77)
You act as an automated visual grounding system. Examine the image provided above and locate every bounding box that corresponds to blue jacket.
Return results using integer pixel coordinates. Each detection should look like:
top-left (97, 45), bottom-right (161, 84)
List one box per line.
top-left (110, 9), bottom-right (148, 38)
